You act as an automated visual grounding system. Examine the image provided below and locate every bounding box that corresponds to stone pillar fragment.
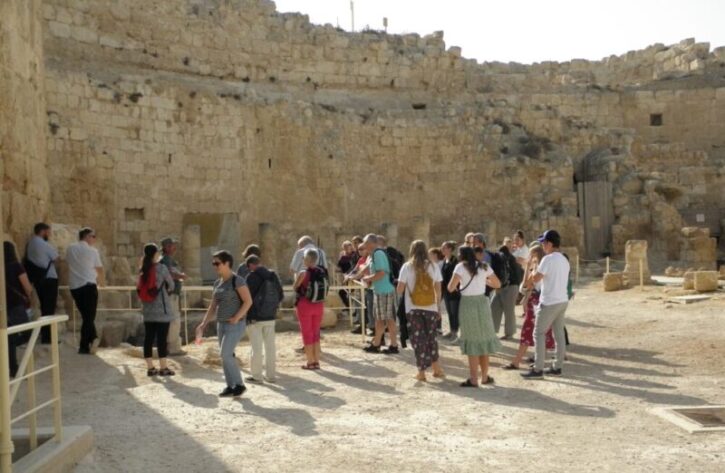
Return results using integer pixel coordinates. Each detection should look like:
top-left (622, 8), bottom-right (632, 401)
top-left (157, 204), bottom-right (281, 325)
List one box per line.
top-left (259, 223), bottom-right (279, 272)
top-left (182, 225), bottom-right (202, 284)
top-left (622, 240), bottom-right (654, 285)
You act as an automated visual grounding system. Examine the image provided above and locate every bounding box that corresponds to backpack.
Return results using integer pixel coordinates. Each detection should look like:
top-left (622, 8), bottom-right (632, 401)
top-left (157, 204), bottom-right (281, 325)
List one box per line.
top-left (410, 265), bottom-right (435, 306)
top-left (385, 247), bottom-right (404, 283)
top-left (137, 265), bottom-right (161, 303)
top-left (22, 248), bottom-right (52, 287)
top-left (503, 252), bottom-right (523, 286)
top-left (253, 270), bottom-right (284, 319)
top-left (487, 250), bottom-right (510, 289)
top-left (304, 266), bottom-right (329, 303)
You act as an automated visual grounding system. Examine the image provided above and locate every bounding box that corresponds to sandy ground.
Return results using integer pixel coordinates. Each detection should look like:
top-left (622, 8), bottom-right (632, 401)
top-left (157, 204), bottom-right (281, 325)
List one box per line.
top-left (13, 281), bottom-right (725, 473)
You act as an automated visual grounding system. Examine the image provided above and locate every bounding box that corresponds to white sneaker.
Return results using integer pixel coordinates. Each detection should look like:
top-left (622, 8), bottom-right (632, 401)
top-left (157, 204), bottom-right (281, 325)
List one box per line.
top-left (90, 338), bottom-right (101, 355)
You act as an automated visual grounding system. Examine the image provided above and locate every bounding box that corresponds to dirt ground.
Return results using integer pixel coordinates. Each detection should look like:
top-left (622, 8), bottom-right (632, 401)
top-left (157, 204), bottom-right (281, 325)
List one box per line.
top-left (15, 280), bottom-right (725, 472)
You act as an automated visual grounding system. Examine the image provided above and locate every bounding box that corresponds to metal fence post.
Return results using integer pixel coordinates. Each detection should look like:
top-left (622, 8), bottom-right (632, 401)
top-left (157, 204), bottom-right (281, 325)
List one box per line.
top-left (51, 321), bottom-right (63, 443)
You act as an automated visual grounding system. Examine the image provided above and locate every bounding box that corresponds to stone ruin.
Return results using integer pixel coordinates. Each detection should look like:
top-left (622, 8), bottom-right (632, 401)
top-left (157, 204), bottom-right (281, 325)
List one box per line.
top-left (2, 0), bottom-right (724, 296)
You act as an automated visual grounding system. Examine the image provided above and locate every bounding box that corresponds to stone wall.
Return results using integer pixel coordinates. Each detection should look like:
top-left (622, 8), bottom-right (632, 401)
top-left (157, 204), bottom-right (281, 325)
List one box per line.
top-left (4, 0), bottom-right (720, 269)
top-left (0, 0), bottom-right (50, 246)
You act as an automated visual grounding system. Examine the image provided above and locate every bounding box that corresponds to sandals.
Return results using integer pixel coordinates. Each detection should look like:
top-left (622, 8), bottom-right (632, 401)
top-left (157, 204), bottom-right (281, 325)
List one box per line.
top-left (460, 379), bottom-right (478, 388)
top-left (482, 376), bottom-right (495, 385)
top-left (433, 371), bottom-right (446, 379)
top-left (502, 363), bottom-right (520, 370)
top-left (147, 368), bottom-right (158, 377)
top-left (301, 362), bottom-right (320, 370)
top-left (158, 368), bottom-right (175, 377)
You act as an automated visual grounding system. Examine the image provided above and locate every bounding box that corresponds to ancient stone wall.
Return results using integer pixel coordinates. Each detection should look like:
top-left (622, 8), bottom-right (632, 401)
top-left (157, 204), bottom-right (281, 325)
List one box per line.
top-left (26, 0), bottom-right (725, 268)
top-left (0, 0), bottom-right (50, 246)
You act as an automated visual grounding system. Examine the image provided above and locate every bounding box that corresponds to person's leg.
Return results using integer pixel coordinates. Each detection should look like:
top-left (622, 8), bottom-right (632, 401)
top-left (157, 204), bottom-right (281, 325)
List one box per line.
top-left (372, 320), bottom-right (385, 346)
top-left (219, 322), bottom-right (244, 387)
top-left (38, 278), bottom-right (59, 343)
top-left (490, 292), bottom-right (503, 334)
top-left (312, 309), bottom-right (323, 364)
top-left (551, 303), bottom-right (568, 370)
top-left (425, 311), bottom-right (440, 373)
top-left (144, 322), bottom-right (157, 369)
top-left (87, 284), bottom-right (99, 348)
top-left (247, 323), bottom-right (264, 379)
top-left (387, 319), bottom-right (398, 348)
top-left (396, 295), bottom-right (408, 348)
top-left (75, 285), bottom-right (95, 352)
top-left (365, 290), bottom-right (374, 331)
top-left (450, 298), bottom-right (460, 334)
top-left (313, 342), bottom-right (321, 364)
top-left (479, 355), bottom-right (490, 383)
top-left (533, 304), bottom-right (557, 372)
top-left (511, 344), bottom-right (529, 367)
top-left (8, 333), bottom-right (19, 378)
top-left (503, 285), bottom-right (518, 338)
top-left (467, 355), bottom-right (479, 385)
top-left (387, 294), bottom-right (399, 348)
top-left (156, 322), bottom-right (170, 370)
top-left (166, 294), bottom-right (183, 354)
top-left (407, 311), bottom-right (425, 373)
top-left (261, 321), bottom-right (277, 380)
top-left (70, 288), bottom-right (86, 352)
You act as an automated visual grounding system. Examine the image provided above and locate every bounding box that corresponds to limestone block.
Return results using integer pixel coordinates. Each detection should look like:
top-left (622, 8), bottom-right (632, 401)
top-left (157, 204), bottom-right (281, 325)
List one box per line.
top-left (720, 266), bottom-right (725, 280)
top-left (603, 272), bottom-right (625, 292)
top-left (623, 240), bottom-right (654, 285)
top-left (681, 227), bottom-right (709, 238)
top-left (100, 320), bottom-right (127, 347)
top-left (694, 271), bottom-right (718, 293)
top-left (321, 308), bottom-right (337, 329)
top-left (683, 271), bottom-right (695, 290)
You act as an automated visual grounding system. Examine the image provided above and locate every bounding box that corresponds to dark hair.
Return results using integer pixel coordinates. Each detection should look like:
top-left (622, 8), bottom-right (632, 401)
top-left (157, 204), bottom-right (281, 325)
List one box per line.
top-left (458, 246), bottom-right (481, 277)
top-left (245, 255), bottom-right (260, 267)
top-left (243, 244), bottom-right (261, 259)
top-left (515, 230), bottom-right (525, 240)
top-left (3, 241), bottom-right (19, 265)
top-left (34, 223), bottom-right (50, 235)
top-left (428, 247), bottom-right (443, 260)
top-left (140, 243), bottom-right (158, 282)
top-left (498, 245), bottom-right (511, 256)
top-left (213, 250), bottom-right (234, 268)
top-left (78, 227), bottom-right (94, 241)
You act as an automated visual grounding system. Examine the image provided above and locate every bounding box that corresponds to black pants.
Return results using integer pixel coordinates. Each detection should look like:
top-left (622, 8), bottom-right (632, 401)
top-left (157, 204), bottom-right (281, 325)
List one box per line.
top-left (396, 295), bottom-right (409, 348)
top-left (338, 289), bottom-right (351, 310)
top-left (34, 278), bottom-right (59, 343)
top-left (7, 305), bottom-right (29, 378)
top-left (144, 322), bottom-right (170, 359)
top-left (444, 296), bottom-right (460, 333)
top-left (71, 284), bottom-right (98, 352)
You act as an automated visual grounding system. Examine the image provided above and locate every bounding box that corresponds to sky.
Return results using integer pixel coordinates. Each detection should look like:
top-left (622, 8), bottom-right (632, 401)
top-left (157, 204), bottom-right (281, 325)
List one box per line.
top-left (273, 0), bottom-right (725, 64)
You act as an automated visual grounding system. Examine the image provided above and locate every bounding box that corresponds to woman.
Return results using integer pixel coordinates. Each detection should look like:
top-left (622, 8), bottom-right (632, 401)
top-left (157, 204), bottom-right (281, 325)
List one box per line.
top-left (293, 249), bottom-right (325, 370)
top-left (4, 241), bottom-right (33, 378)
top-left (440, 241), bottom-right (460, 340)
top-left (397, 241), bottom-right (445, 382)
top-left (447, 246), bottom-right (502, 387)
top-left (345, 244), bottom-right (373, 335)
top-left (138, 243), bottom-right (176, 377)
top-left (502, 245), bottom-right (555, 370)
top-left (197, 250), bottom-right (253, 397)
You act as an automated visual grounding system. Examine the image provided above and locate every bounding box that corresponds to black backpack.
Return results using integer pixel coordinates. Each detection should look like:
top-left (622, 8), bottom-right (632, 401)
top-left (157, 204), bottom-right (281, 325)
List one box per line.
top-left (304, 266), bottom-right (329, 303)
top-left (487, 250), bottom-right (510, 289)
top-left (385, 247), bottom-right (404, 283)
top-left (508, 254), bottom-right (524, 286)
top-left (254, 271), bottom-right (284, 320)
top-left (22, 249), bottom-right (52, 287)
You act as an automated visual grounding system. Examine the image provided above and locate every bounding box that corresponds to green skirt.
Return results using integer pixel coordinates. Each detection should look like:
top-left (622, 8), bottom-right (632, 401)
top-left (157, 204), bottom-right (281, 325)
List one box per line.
top-left (459, 294), bottom-right (502, 356)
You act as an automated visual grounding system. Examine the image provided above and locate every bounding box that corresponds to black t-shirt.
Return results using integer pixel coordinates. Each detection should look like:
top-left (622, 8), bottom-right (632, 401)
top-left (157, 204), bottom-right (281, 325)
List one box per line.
top-left (441, 257), bottom-right (460, 300)
top-left (5, 262), bottom-right (28, 310)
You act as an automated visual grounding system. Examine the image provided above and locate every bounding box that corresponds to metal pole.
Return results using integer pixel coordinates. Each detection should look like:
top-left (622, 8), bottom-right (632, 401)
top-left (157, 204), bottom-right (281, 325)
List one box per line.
top-left (0, 181), bottom-right (15, 471)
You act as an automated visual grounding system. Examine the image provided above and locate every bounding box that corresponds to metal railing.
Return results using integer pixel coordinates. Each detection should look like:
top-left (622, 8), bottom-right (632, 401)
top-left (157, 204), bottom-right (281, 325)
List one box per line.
top-left (0, 315), bottom-right (68, 471)
top-left (59, 280), bottom-right (369, 345)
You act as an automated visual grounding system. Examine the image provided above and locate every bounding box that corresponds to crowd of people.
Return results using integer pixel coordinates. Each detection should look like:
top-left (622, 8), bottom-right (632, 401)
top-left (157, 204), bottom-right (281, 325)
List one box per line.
top-left (4, 223), bottom-right (572, 398)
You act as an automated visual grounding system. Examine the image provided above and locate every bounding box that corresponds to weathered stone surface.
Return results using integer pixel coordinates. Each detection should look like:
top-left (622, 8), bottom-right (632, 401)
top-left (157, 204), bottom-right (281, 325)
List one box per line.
top-left (623, 240), bottom-right (654, 285)
top-left (603, 272), bottom-right (625, 292)
top-left (100, 320), bottom-right (127, 347)
top-left (321, 308), bottom-right (337, 329)
top-left (683, 271), bottom-right (695, 290)
top-left (693, 271), bottom-right (718, 293)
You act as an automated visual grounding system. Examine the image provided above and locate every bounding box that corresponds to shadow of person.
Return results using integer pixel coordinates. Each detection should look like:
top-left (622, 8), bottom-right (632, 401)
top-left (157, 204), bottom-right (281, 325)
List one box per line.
top-left (260, 373), bottom-right (346, 410)
top-left (231, 398), bottom-right (318, 437)
top-left (315, 368), bottom-right (400, 395)
top-left (321, 351), bottom-right (399, 378)
top-left (156, 376), bottom-right (219, 409)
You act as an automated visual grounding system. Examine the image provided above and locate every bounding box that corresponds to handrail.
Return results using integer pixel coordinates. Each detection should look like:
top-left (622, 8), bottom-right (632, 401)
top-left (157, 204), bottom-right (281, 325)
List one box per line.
top-left (1, 315), bottom-right (68, 471)
top-left (58, 280), bottom-right (370, 344)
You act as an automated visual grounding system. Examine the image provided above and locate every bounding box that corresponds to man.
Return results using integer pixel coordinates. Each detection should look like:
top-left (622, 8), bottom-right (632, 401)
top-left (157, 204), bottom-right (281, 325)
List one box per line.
top-left (290, 235), bottom-right (327, 277)
top-left (512, 230), bottom-right (530, 266)
top-left (377, 235), bottom-right (408, 347)
top-left (66, 227), bottom-right (104, 354)
top-left (159, 237), bottom-right (187, 356)
top-left (337, 240), bottom-right (356, 317)
top-left (237, 244), bottom-right (261, 279)
top-left (25, 222), bottom-right (60, 344)
top-left (361, 234), bottom-right (398, 354)
top-left (344, 244), bottom-right (374, 335)
top-left (522, 230), bottom-right (570, 379)
top-left (472, 233), bottom-right (507, 299)
top-left (245, 255), bottom-right (283, 383)
top-left (491, 244), bottom-right (522, 340)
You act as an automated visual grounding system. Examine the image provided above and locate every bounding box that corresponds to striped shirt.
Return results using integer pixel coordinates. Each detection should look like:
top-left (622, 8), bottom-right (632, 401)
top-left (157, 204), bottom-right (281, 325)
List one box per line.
top-left (213, 274), bottom-right (246, 322)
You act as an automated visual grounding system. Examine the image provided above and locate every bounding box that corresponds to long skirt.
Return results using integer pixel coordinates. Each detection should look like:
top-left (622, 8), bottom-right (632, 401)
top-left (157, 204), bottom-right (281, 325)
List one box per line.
top-left (458, 294), bottom-right (502, 356)
top-left (406, 310), bottom-right (439, 371)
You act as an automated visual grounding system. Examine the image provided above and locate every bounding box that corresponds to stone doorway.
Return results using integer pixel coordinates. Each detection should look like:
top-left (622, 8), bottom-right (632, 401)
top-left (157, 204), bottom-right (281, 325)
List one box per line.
top-left (577, 181), bottom-right (614, 259)
top-left (182, 213), bottom-right (241, 283)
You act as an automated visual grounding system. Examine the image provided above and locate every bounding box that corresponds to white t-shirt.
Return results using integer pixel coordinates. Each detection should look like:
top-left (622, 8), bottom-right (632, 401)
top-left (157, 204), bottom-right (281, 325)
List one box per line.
top-left (513, 245), bottom-right (530, 263)
top-left (537, 252), bottom-right (570, 305)
top-left (453, 262), bottom-right (494, 297)
top-left (66, 241), bottom-right (103, 290)
top-left (398, 261), bottom-right (442, 312)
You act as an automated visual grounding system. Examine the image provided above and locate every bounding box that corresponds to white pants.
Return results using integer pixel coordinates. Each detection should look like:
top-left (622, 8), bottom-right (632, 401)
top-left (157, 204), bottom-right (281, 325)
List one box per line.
top-left (247, 320), bottom-right (277, 381)
top-left (167, 294), bottom-right (183, 354)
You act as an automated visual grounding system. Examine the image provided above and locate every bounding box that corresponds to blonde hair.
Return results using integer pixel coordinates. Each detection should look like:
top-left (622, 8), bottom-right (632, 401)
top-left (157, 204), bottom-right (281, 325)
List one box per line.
top-left (408, 240), bottom-right (429, 273)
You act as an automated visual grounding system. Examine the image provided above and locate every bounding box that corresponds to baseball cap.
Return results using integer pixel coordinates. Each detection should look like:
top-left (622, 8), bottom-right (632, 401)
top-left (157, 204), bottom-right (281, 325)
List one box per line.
top-left (537, 230), bottom-right (561, 246)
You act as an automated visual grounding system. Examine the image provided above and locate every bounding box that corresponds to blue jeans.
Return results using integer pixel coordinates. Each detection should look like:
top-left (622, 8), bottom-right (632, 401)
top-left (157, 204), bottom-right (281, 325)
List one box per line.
top-left (218, 321), bottom-right (246, 388)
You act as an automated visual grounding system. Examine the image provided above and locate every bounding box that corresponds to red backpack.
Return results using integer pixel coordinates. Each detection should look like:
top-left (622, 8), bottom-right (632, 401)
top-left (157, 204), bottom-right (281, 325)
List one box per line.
top-left (137, 265), bottom-right (160, 302)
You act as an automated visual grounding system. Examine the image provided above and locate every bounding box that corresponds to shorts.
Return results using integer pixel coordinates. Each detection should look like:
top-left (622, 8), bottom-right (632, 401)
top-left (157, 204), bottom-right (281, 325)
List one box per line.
top-left (373, 292), bottom-right (397, 322)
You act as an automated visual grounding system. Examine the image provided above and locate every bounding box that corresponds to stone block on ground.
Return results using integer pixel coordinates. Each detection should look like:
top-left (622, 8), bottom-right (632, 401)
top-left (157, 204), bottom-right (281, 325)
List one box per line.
top-left (683, 271), bottom-right (695, 290)
top-left (693, 271), bottom-right (718, 293)
top-left (603, 272), bottom-right (625, 292)
top-left (321, 308), bottom-right (337, 329)
top-left (100, 320), bottom-right (127, 347)
top-left (720, 266), bottom-right (725, 280)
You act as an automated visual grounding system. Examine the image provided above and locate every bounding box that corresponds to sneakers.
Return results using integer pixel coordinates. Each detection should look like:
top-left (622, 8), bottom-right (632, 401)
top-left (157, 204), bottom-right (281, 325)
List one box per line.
top-left (544, 367), bottom-right (563, 377)
top-left (382, 346), bottom-right (399, 355)
top-left (350, 325), bottom-right (363, 334)
top-left (90, 337), bottom-right (101, 355)
top-left (520, 369), bottom-right (544, 380)
top-left (219, 384), bottom-right (246, 398)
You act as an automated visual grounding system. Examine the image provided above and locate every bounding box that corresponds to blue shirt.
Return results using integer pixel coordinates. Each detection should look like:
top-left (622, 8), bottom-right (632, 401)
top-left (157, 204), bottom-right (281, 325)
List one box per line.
top-left (26, 236), bottom-right (59, 279)
top-left (370, 249), bottom-right (395, 295)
